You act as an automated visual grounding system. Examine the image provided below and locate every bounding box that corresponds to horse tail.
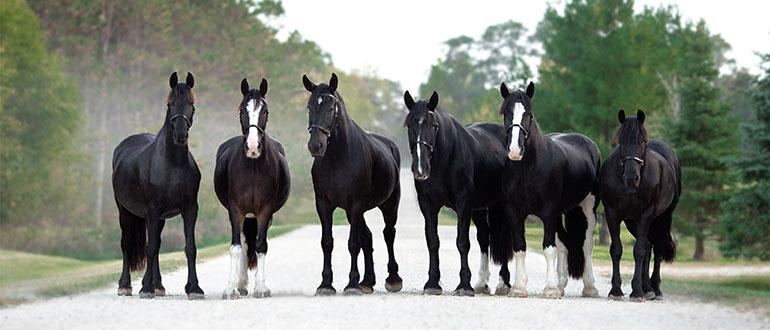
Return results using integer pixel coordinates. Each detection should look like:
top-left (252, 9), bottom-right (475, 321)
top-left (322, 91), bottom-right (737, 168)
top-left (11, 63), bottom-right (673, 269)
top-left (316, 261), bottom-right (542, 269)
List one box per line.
top-left (489, 205), bottom-right (514, 265)
top-left (243, 218), bottom-right (258, 270)
top-left (121, 215), bottom-right (147, 272)
top-left (653, 204), bottom-right (677, 263)
top-left (561, 207), bottom-right (588, 279)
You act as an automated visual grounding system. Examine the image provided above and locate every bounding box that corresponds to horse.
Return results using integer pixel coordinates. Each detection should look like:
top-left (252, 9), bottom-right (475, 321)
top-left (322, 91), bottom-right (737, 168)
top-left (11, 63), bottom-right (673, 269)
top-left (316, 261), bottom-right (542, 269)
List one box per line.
top-left (403, 90), bottom-right (513, 296)
top-left (112, 72), bottom-right (204, 299)
top-left (497, 82), bottom-right (601, 299)
top-left (214, 78), bottom-right (290, 299)
top-left (600, 109), bottom-right (680, 301)
top-left (303, 73), bottom-right (403, 295)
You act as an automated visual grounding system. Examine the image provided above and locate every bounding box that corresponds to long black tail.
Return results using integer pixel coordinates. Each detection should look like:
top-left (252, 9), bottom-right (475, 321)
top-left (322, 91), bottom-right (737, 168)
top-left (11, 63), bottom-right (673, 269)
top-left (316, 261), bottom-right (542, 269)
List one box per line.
top-left (561, 207), bottom-right (587, 279)
top-left (489, 205), bottom-right (515, 265)
top-left (652, 205), bottom-right (677, 263)
top-left (121, 216), bottom-right (147, 272)
top-left (244, 218), bottom-right (258, 270)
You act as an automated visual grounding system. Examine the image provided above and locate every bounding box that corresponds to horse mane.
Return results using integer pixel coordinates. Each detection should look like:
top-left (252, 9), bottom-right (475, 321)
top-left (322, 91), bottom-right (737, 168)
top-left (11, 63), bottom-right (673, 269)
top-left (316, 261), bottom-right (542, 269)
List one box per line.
top-left (404, 101), bottom-right (441, 128)
top-left (614, 116), bottom-right (648, 145)
top-left (167, 83), bottom-right (196, 104)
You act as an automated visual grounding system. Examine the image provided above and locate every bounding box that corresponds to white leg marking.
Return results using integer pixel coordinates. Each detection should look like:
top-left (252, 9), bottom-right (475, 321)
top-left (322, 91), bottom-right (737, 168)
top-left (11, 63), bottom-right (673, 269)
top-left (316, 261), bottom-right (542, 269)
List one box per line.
top-left (474, 252), bottom-right (490, 292)
top-left (509, 251), bottom-right (528, 297)
top-left (253, 252), bottom-right (270, 297)
top-left (238, 234), bottom-right (248, 292)
top-left (580, 194), bottom-right (599, 297)
top-left (543, 246), bottom-right (562, 298)
top-left (555, 235), bottom-right (568, 294)
top-left (496, 275), bottom-right (508, 292)
top-left (224, 244), bottom-right (243, 298)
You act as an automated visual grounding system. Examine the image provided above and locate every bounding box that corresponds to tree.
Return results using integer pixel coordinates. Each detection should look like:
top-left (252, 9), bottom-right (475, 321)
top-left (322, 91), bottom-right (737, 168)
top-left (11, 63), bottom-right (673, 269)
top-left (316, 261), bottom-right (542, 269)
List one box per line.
top-left (720, 52), bottom-right (770, 260)
top-left (664, 21), bottom-right (739, 260)
top-left (0, 0), bottom-right (83, 225)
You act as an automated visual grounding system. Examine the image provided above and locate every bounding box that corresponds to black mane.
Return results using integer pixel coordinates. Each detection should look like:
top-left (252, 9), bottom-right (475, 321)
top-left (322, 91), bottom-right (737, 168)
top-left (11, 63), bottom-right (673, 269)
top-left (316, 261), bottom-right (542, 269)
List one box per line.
top-left (167, 83), bottom-right (195, 104)
top-left (615, 116), bottom-right (648, 145)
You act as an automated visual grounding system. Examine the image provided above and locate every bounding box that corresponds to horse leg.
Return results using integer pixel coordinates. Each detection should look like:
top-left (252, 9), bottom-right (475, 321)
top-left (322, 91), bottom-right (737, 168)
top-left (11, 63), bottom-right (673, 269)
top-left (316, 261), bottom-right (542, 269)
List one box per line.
top-left (580, 194), bottom-right (599, 298)
top-left (454, 199), bottom-right (474, 296)
top-left (541, 212), bottom-right (562, 299)
top-left (343, 206), bottom-right (364, 295)
top-left (223, 206), bottom-right (245, 300)
top-left (379, 187), bottom-right (402, 292)
top-left (471, 210), bottom-right (491, 294)
top-left (651, 252), bottom-right (663, 299)
top-left (117, 204), bottom-right (144, 296)
top-left (630, 210), bottom-right (654, 301)
top-left (508, 206), bottom-right (528, 298)
top-left (605, 207), bottom-right (624, 300)
top-left (419, 197), bottom-right (442, 295)
top-left (315, 198), bottom-right (336, 296)
top-left (182, 202), bottom-right (204, 299)
top-left (358, 220), bottom-right (375, 294)
top-left (252, 213), bottom-right (271, 298)
top-left (642, 243), bottom-right (655, 300)
top-left (139, 209), bottom-right (161, 299)
top-left (554, 220), bottom-right (569, 296)
top-left (153, 219), bottom-right (166, 296)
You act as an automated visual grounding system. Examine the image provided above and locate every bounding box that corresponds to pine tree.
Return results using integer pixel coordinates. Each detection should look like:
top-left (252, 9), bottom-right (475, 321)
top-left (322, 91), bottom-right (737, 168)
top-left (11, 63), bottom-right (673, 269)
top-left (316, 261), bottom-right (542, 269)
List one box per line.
top-left (664, 21), bottom-right (739, 260)
top-left (720, 52), bottom-right (770, 260)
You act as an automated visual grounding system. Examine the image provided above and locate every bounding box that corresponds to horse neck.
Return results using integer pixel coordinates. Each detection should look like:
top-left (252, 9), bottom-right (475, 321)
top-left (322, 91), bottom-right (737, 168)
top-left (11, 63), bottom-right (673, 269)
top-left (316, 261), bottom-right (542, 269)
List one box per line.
top-left (434, 110), bottom-right (460, 161)
top-left (323, 100), bottom-right (358, 157)
top-left (522, 118), bottom-right (549, 166)
top-left (155, 113), bottom-right (189, 165)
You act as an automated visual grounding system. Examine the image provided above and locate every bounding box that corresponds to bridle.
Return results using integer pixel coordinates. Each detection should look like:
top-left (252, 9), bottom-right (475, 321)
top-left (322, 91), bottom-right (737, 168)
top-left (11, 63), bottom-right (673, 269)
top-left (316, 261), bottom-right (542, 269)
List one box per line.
top-left (619, 142), bottom-right (647, 167)
top-left (505, 107), bottom-right (530, 155)
top-left (411, 114), bottom-right (439, 154)
top-left (169, 103), bottom-right (195, 129)
top-left (241, 98), bottom-right (268, 138)
top-left (308, 93), bottom-right (339, 138)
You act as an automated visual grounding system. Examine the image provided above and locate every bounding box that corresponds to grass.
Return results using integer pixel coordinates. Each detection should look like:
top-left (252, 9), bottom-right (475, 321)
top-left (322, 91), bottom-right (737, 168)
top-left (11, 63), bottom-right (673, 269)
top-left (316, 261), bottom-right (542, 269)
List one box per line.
top-left (0, 224), bottom-right (300, 307)
top-left (661, 276), bottom-right (770, 316)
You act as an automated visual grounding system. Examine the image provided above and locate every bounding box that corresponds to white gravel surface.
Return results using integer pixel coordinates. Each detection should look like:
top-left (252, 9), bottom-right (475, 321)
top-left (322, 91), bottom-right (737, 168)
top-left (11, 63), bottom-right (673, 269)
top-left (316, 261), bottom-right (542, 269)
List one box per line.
top-left (2, 170), bottom-right (768, 329)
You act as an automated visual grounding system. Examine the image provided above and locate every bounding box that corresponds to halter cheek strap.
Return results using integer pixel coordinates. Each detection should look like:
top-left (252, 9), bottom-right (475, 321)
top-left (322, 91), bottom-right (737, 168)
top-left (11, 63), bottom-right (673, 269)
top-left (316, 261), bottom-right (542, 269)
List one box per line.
top-left (308, 94), bottom-right (339, 138)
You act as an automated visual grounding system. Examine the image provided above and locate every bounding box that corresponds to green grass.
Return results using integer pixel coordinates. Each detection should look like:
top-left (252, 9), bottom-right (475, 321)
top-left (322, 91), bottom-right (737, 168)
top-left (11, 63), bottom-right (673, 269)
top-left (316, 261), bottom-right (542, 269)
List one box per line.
top-left (661, 276), bottom-right (770, 315)
top-left (0, 224), bottom-right (300, 307)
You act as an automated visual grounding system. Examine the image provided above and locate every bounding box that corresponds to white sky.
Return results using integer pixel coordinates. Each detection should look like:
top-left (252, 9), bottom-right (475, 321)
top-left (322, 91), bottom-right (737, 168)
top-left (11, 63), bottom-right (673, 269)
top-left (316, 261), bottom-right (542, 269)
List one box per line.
top-left (275, 0), bottom-right (770, 94)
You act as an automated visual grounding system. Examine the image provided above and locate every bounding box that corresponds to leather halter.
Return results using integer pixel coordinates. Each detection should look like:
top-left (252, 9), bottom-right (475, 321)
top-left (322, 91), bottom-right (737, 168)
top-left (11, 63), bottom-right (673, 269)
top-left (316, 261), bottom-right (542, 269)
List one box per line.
top-left (620, 143), bottom-right (647, 167)
top-left (308, 94), bottom-right (339, 138)
top-left (169, 104), bottom-right (194, 128)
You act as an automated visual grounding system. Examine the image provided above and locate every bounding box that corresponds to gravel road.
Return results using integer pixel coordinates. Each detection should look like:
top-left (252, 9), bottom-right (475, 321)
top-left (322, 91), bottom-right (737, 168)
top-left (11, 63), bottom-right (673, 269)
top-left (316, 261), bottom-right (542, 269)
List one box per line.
top-left (2, 170), bottom-right (767, 329)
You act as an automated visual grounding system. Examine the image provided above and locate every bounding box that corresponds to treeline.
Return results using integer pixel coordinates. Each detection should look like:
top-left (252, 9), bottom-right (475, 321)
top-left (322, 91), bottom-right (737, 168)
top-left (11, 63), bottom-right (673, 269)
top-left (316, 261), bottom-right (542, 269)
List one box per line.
top-left (1, 0), bottom-right (406, 257)
top-left (418, 0), bottom-right (768, 260)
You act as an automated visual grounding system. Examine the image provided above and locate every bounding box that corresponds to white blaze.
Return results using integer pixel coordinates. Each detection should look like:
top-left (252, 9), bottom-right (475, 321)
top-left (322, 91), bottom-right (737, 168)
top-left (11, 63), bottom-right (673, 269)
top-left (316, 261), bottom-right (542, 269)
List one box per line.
top-left (508, 102), bottom-right (526, 160)
top-left (416, 119), bottom-right (423, 175)
top-left (246, 99), bottom-right (262, 157)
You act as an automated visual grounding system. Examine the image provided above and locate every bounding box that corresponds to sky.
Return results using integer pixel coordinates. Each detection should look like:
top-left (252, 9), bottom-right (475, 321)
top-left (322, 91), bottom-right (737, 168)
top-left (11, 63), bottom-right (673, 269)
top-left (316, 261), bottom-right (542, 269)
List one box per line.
top-left (275, 0), bottom-right (770, 95)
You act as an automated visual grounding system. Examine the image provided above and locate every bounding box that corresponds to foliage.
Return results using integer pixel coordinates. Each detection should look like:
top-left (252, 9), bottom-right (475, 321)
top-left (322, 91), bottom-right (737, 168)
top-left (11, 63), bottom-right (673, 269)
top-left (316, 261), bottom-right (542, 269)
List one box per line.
top-left (720, 52), bottom-right (770, 261)
top-left (0, 0), bottom-right (86, 228)
top-left (664, 21), bottom-right (739, 259)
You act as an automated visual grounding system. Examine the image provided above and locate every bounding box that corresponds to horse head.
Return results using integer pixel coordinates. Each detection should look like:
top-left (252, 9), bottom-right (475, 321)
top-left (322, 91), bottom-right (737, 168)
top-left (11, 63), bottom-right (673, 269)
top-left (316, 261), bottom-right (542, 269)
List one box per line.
top-left (239, 78), bottom-right (269, 159)
top-left (403, 90), bottom-right (440, 181)
top-left (303, 73), bottom-right (340, 158)
top-left (499, 81), bottom-right (535, 161)
top-left (167, 72), bottom-right (196, 146)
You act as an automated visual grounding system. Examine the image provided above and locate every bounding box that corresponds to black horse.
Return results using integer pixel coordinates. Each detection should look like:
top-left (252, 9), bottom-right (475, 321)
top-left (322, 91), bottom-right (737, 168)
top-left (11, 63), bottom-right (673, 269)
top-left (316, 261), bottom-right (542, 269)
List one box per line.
top-left (214, 78), bottom-right (290, 299)
top-left (498, 82), bottom-right (601, 298)
top-left (112, 72), bottom-right (204, 299)
top-left (403, 91), bottom-right (513, 296)
top-left (303, 73), bottom-right (402, 295)
top-left (600, 110), bottom-right (680, 301)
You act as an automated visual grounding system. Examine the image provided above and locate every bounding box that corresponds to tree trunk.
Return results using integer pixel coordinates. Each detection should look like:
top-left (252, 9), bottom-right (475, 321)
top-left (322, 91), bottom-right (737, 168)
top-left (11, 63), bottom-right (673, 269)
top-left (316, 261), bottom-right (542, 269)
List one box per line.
top-left (598, 213), bottom-right (609, 246)
top-left (693, 235), bottom-right (705, 260)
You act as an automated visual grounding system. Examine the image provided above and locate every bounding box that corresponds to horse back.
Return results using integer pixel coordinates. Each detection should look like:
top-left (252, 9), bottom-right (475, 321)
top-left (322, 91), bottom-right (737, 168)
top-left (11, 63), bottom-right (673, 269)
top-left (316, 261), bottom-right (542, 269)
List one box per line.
top-left (548, 132), bottom-right (602, 205)
top-left (464, 122), bottom-right (508, 204)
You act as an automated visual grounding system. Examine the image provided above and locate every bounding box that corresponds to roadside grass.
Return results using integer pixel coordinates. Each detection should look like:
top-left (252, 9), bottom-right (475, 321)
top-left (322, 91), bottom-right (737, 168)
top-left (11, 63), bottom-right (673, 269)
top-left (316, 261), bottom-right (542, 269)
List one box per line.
top-left (0, 224), bottom-right (300, 308)
top-left (661, 276), bottom-right (770, 316)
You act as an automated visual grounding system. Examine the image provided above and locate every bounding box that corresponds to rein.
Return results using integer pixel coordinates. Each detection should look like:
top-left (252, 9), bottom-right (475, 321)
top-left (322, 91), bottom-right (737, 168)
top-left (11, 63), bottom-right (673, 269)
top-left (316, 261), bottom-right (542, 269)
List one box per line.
top-left (308, 94), bottom-right (339, 138)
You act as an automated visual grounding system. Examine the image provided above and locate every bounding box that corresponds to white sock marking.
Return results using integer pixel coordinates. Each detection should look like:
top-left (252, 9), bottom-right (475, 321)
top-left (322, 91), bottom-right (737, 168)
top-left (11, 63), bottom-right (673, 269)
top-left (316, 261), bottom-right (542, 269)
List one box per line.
top-left (580, 194), bottom-right (598, 294)
top-left (254, 252), bottom-right (269, 295)
top-left (474, 252), bottom-right (490, 289)
top-left (544, 246), bottom-right (559, 292)
top-left (555, 235), bottom-right (568, 291)
top-left (513, 251), bottom-right (528, 291)
top-left (225, 244), bottom-right (244, 295)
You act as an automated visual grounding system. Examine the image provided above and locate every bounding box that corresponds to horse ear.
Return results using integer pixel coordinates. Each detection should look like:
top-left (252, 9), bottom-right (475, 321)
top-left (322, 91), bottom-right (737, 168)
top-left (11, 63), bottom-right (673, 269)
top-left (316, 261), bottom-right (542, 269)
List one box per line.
top-left (427, 91), bottom-right (439, 111)
top-left (302, 74), bottom-right (315, 92)
top-left (329, 73), bottom-right (338, 93)
top-left (241, 78), bottom-right (249, 96)
top-left (500, 82), bottom-right (510, 99)
top-left (404, 90), bottom-right (415, 110)
top-left (259, 78), bottom-right (268, 97)
top-left (526, 81), bottom-right (535, 99)
top-left (618, 109), bottom-right (626, 123)
top-left (169, 72), bottom-right (178, 89)
top-left (637, 109), bottom-right (645, 124)
top-left (186, 72), bottom-right (194, 88)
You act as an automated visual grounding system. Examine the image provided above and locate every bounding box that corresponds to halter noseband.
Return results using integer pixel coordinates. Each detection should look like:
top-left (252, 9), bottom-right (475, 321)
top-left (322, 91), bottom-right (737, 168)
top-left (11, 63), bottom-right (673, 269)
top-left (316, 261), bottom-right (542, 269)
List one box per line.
top-left (308, 94), bottom-right (339, 138)
top-left (506, 123), bottom-right (529, 139)
top-left (169, 104), bottom-right (194, 128)
top-left (619, 143), bottom-right (647, 167)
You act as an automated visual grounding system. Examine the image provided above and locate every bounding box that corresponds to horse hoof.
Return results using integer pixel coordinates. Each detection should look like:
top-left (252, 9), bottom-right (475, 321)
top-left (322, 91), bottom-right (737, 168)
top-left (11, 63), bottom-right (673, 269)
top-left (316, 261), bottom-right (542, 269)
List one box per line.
top-left (453, 288), bottom-right (475, 297)
top-left (139, 291), bottom-right (155, 299)
top-left (222, 291), bottom-right (239, 300)
top-left (652, 294), bottom-right (664, 301)
top-left (343, 287), bottom-right (363, 296)
top-left (359, 285), bottom-right (374, 294)
top-left (254, 290), bottom-right (271, 298)
top-left (154, 288), bottom-right (166, 297)
top-left (495, 285), bottom-right (511, 296)
top-left (117, 288), bottom-right (132, 296)
top-left (608, 294), bottom-right (625, 301)
top-left (543, 286), bottom-right (562, 299)
top-left (238, 288), bottom-right (248, 296)
top-left (187, 292), bottom-right (205, 300)
top-left (509, 287), bottom-right (528, 298)
top-left (316, 287), bottom-right (336, 296)
top-left (629, 295), bottom-right (646, 303)
top-left (644, 291), bottom-right (656, 300)
top-left (385, 280), bottom-right (403, 293)
top-left (582, 287), bottom-right (600, 298)
top-left (474, 285), bottom-right (491, 295)
top-left (423, 287), bottom-right (443, 296)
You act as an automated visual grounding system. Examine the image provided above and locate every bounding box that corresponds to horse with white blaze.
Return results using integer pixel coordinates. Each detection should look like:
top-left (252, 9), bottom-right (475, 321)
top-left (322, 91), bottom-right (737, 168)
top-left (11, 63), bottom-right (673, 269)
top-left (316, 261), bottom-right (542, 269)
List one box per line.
top-left (214, 78), bottom-right (290, 299)
top-left (497, 82), bottom-right (602, 299)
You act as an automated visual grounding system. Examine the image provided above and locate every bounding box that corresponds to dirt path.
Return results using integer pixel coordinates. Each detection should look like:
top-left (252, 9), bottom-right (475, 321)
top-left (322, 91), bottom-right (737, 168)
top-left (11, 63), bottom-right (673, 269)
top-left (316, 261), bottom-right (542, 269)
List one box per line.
top-left (1, 170), bottom-right (767, 329)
